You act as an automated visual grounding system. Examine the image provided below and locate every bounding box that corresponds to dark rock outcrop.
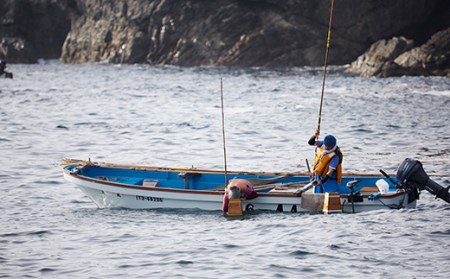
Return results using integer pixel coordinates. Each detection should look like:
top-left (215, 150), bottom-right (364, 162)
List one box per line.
top-left (0, 0), bottom-right (74, 63)
top-left (394, 28), bottom-right (450, 77)
top-left (0, 37), bottom-right (35, 63)
top-left (347, 27), bottom-right (450, 77)
top-left (346, 37), bottom-right (414, 77)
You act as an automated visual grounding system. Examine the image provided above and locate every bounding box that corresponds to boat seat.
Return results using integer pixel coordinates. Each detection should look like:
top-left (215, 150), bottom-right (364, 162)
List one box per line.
top-left (178, 172), bottom-right (201, 178)
top-left (359, 186), bottom-right (380, 193)
top-left (178, 172), bottom-right (201, 189)
top-left (96, 176), bottom-right (143, 185)
top-left (143, 179), bottom-right (159, 187)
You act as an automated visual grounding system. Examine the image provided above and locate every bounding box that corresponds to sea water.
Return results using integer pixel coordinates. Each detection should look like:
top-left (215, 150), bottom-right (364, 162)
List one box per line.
top-left (0, 63), bottom-right (449, 278)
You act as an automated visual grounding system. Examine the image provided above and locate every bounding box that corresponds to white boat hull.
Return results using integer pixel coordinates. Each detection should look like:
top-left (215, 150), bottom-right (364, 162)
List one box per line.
top-left (64, 171), bottom-right (415, 213)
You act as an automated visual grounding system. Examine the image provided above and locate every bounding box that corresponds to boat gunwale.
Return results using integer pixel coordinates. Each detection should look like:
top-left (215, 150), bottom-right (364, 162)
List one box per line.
top-left (61, 158), bottom-right (393, 178)
top-left (63, 166), bottom-right (407, 200)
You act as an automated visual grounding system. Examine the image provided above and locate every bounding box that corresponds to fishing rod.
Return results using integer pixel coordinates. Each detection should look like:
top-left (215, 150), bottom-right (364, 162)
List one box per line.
top-left (316, 0), bottom-right (335, 141)
top-left (220, 78), bottom-right (229, 186)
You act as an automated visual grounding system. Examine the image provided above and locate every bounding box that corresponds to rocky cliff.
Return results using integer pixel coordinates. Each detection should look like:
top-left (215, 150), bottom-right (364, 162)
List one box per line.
top-left (347, 27), bottom-right (450, 77)
top-left (0, 0), bottom-right (74, 63)
top-left (1, 0), bottom-right (449, 73)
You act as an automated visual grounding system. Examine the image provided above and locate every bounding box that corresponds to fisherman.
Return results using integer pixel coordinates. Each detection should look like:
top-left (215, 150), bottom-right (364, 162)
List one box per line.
top-left (0, 59), bottom-right (13, 78)
top-left (308, 130), bottom-right (343, 193)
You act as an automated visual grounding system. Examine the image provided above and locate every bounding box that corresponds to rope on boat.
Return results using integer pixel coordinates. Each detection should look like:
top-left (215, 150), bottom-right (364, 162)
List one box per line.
top-left (341, 191), bottom-right (407, 213)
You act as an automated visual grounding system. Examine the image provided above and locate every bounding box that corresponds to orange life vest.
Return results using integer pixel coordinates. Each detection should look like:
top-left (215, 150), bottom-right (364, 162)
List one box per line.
top-left (312, 147), bottom-right (343, 183)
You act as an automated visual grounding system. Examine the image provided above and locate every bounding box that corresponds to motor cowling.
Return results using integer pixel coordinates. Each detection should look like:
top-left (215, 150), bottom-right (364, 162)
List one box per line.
top-left (396, 158), bottom-right (450, 204)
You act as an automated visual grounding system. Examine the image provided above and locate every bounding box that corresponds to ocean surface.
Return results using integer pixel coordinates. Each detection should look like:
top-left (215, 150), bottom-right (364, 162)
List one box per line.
top-left (1, 63), bottom-right (449, 278)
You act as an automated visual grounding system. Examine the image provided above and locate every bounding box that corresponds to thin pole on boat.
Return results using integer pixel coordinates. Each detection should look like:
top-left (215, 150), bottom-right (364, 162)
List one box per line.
top-left (316, 0), bottom-right (335, 140)
top-left (305, 158), bottom-right (311, 173)
top-left (220, 78), bottom-right (229, 186)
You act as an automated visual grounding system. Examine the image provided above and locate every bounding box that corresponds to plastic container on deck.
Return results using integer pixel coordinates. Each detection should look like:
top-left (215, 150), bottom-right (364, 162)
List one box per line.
top-left (376, 179), bottom-right (389, 193)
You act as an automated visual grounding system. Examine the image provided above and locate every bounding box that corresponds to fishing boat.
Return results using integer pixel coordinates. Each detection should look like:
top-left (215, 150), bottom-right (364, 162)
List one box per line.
top-left (61, 158), bottom-right (449, 215)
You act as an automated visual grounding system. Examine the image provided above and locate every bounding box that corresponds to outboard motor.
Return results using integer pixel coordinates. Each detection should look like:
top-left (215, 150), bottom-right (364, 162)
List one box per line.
top-left (396, 158), bottom-right (450, 203)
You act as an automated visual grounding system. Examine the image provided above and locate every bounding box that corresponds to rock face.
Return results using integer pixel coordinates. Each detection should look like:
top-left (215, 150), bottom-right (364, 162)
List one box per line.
top-left (394, 28), bottom-right (450, 77)
top-left (347, 27), bottom-right (450, 77)
top-left (0, 0), bottom-right (74, 63)
top-left (62, 0), bottom-right (334, 65)
top-left (346, 37), bottom-right (414, 77)
top-left (1, 0), bottom-right (450, 69)
top-left (59, 0), bottom-right (450, 67)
